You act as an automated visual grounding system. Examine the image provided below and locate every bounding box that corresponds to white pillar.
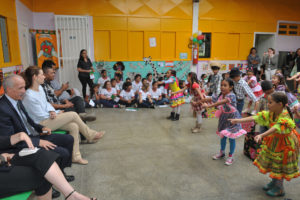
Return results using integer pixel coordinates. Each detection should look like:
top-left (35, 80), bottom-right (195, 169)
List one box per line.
top-left (192, 1), bottom-right (199, 34)
top-left (192, 1), bottom-right (199, 70)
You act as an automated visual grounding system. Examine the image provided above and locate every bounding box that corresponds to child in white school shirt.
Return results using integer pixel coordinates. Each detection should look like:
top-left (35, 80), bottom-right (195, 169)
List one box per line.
top-left (119, 82), bottom-right (136, 107)
top-left (151, 81), bottom-right (169, 105)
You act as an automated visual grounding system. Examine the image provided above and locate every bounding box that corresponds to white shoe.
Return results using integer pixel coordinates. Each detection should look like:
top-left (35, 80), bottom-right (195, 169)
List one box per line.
top-left (251, 110), bottom-right (257, 115)
top-left (212, 152), bottom-right (225, 160)
top-left (242, 108), bottom-right (249, 113)
top-left (225, 157), bottom-right (234, 165)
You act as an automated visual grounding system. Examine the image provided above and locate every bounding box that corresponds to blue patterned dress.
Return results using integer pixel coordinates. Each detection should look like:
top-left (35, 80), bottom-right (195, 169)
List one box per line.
top-left (214, 92), bottom-right (247, 138)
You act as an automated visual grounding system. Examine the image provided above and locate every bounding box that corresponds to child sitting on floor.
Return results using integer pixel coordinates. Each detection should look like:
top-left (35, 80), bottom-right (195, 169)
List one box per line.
top-left (97, 80), bottom-right (119, 108)
top-left (97, 69), bottom-right (110, 88)
top-left (138, 83), bottom-right (155, 108)
top-left (151, 81), bottom-right (168, 105)
top-left (119, 82), bottom-right (136, 107)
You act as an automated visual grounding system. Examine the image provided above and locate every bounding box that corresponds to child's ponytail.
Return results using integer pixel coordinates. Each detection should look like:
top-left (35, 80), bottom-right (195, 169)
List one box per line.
top-left (286, 105), bottom-right (294, 120)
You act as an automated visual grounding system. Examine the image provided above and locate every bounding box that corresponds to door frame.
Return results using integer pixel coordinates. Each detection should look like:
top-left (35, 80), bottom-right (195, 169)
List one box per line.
top-left (253, 32), bottom-right (276, 47)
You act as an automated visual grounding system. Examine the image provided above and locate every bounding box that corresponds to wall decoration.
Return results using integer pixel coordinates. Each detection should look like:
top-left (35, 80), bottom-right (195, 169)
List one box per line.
top-left (35, 30), bottom-right (58, 68)
top-left (229, 64), bottom-right (235, 70)
top-left (196, 60), bottom-right (247, 78)
top-left (93, 61), bottom-right (192, 83)
top-left (165, 61), bottom-right (174, 67)
top-left (0, 65), bottom-right (23, 95)
top-left (221, 64), bottom-right (227, 71)
top-left (237, 63), bottom-right (243, 70)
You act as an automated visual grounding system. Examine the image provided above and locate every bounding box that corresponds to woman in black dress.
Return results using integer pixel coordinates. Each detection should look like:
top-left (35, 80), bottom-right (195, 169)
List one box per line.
top-left (77, 49), bottom-right (95, 101)
top-left (0, 132), bottom-right (96, 200)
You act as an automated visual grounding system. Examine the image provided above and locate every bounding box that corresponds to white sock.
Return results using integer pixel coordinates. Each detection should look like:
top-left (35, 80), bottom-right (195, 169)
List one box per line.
top-left (197, 112), bottom-right (202, 124)
top-left (177, 106), bottom-right (181, 114)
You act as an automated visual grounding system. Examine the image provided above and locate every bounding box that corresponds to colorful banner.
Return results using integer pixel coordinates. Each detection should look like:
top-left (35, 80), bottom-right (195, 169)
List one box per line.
top-left (35, 31), bottom-right (58, 68)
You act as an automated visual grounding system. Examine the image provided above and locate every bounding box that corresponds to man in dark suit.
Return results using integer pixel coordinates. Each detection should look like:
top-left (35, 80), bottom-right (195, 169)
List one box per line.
top-left (0, 75), bottom-right (74, 197)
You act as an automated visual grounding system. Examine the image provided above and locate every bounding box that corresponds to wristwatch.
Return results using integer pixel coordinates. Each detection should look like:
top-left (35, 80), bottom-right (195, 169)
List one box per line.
top-left (0, 155), bottom-right (6, 167)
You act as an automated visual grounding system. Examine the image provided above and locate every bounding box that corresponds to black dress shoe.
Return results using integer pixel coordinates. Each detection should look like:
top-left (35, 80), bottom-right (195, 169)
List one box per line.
top-left (52, 188), bottom-right (61, 199)
top-left (65, 174), bottom-right (75, 182)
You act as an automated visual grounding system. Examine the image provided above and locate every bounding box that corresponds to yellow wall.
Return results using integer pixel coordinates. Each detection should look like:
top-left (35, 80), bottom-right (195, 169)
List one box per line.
top-left (198, 0), bottom-right (300, 60)
top-left (20, 0), bottom-right (300, 61)
top-left (32, 0), bottom-right (193, 61)
top-left (0, 0), bottom-right (21, 67)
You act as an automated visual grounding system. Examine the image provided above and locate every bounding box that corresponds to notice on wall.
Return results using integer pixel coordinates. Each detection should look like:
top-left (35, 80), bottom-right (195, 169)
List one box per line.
top-left (149, 37), bottom-right (156, 47)
top-left (179, 53), bottom-right (188, 59)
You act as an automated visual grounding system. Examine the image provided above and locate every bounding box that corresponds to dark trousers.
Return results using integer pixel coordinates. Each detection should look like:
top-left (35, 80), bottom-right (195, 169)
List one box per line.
top-left (153, 98), bottom-right (169, 105)
top-left (138, 99), bottom-right (153, 108)
top-left (78, 76), bottom-right (94, 99)
top-left (96, 99), bottom-right (119, 108)
top-left (64, 96), bottom-right (85, 113)
top-left (236, 99), bottom-right (244, 115)
top-left (0, 149), bottom-right (59, 198)
top-left (119, 99), bottom-right (137, 107)
top-left (39, 134), bottom-right (73, 169)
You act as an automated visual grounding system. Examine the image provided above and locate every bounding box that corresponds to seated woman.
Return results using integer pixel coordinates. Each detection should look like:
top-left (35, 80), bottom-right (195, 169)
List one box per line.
top-left (111, 78), bottom-right (121, 96)
top-left (98, 80), bottom-right (119, 108)
top-left (151, 81), bottom-right (169, 105)
top-left (22, 66), bottom-right (105, 165)
top-left (114, 73), bottom-right (123, 91)
top-left (138, 83), bottom-right (154, 108)
top-left (97, 69), bottom-right (110, 88)
top-left (0, 132), bottom-right (96, 200)
top-left (119, 82), bottom-right (136, 107)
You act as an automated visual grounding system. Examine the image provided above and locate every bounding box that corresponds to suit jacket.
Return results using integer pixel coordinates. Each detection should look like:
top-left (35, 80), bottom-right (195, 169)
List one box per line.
top-left (0, 95), bottom-right (43, 148)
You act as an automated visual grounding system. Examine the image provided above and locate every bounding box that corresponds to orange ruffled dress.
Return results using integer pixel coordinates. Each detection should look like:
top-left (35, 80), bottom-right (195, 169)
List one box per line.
top-left (253, 110), bottom-right (300, 181)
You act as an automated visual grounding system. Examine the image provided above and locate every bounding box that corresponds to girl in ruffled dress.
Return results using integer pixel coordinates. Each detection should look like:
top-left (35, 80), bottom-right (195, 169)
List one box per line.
top-left (229, 92), bottom-right (300, 197)
top-left (203, 78), bottom-right (246, 165)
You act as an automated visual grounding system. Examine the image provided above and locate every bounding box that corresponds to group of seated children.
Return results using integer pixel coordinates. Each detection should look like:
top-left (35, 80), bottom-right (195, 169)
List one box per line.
top-left (92, 70), bottom-right (170, 108)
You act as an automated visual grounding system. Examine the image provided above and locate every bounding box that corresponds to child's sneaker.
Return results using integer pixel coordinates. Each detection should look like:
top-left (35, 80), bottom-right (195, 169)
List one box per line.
top-left (242, 108), bottom-right (249, 114)
top-left (212, 152), bottom-right (225, 160)
top-left (251, 110), bottom-right (257, 115)
top-left (225, 156), bottom-right (234, 165)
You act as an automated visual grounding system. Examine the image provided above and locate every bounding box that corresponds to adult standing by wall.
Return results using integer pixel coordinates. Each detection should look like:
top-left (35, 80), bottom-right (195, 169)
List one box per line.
top-left (289, 48), bottom-right (300, 91)
top-left (262, 48), bottom-right (278, 81)
top-left (247, 47), bottom-right (260, 76)
top-left (77, 49), bottom-right (94, 102)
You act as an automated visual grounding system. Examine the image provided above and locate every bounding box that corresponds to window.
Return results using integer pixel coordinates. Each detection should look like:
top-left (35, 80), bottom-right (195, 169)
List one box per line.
top-left (278, 23), bottom-right (300, 36)
top-left (0, 16), bottom-right (10, 63)
top-left (198, 32), bottom-right (211, 58)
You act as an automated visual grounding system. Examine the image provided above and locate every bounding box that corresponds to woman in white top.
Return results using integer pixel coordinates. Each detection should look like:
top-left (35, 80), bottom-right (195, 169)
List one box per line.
top-left (151, 81), bottom-right (169, 105)
top-left (98, 80), bottom-right (119, 108)
top-left (114, 73), bottom-right (123, 92)
top-left (132, 74), bottom-right (142, 96)
top-left (146, 73), bottom-right (153, 89)
top-left (22, 66), bottom-right (105, 165)
top-left (138, 83), bottom-right (154, 108)
top-left (97, 69), bottom-right (110, 88)
top-left (119, 82), bottom-right (136, 107)
top-left (111, 78), bottom-right (121, 96)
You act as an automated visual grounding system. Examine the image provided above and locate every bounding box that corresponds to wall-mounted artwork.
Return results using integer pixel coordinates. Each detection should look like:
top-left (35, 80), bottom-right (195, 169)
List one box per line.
top-left (35, 30), bottom-right (58, 68)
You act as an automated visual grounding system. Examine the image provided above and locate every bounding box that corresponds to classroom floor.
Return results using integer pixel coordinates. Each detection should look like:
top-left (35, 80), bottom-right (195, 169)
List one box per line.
top-left (46, 105), bottom-right (300, 200)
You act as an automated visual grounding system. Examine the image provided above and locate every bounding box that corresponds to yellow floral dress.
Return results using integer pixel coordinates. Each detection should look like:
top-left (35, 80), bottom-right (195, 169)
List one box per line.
top-left (253, 110), bottom-right (300, 181)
